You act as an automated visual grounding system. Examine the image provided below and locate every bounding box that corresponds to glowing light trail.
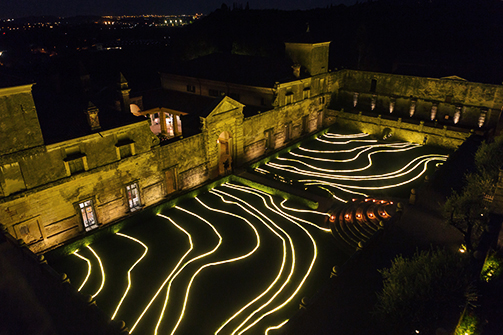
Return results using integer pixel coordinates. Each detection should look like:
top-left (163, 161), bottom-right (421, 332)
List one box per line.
top-left (265, 320), bottom-right (289, 334)
top-left (280, 144), bottom-right (419, 173)
top-left (316, 137), bottom-right (377, 145)
top-left (130, 214), bottom-right (194, 333)
top-left (73, 250), bottom-right (92, 292)
top-left (298, 142), bottom-right (409, 154)
top-left (111, 233), bottom-right (148, 320)
top-left (210, 189), bottom-right (291, 335)
top-left (279, 200), bottom-right (330, 217)
top-left (323, 132), bottom-right (369, 139)
top-left (289, 142), bottom-right (415, 163)
top-left (167, 199), bottom-right (262, 335)
top-left (87, 246), bottom-right (105, 299)
top-left (266, 154), bottom-right (446, 181)
top-left (222, 184), bottom-right (318, 335)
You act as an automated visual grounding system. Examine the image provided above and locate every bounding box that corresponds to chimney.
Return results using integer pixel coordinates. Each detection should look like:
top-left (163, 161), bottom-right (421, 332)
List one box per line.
top-left (85, 102), bottom-right (101, 131)
top-left (118, 72), bottom-right (131, 113)
top-left (292, 64), bottom-right (301, 78)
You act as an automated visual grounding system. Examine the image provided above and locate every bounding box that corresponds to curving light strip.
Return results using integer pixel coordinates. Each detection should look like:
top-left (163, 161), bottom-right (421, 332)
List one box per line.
top-left (130, 214), bottom-right (194, 333)
top-left (265, 320), bottom-right (289, 334)
top-left (73, 250), bottom-right (92, 292)
top-left (323, 132), bottom-right (369, 139)
top-left (289, 142), bottom-right (414, 163)
top-left (317, 185), bottom-right (349, 203)
top-left (266, 154), bottom-right (446, 181)
top-left (111, 233), bottom-right (148, 320)
top-left (210, 189), bottom-right (291, 335)
top-left (298, 157), bottom-right (443, 190)
top-left (87, 246), bottom-right (105, 299)
top-left (316, 137), bottom-right (377, 145)
top-left (222, 183), bottom-right (317, 335)
top-left (298, 142), bottom-right (410, 154)
top-left (279, 199), bottom-right (330, 217)
top-left (280, 145), bottom-right (419, 173)
top-left (167, 199), bottom-right (262, 335)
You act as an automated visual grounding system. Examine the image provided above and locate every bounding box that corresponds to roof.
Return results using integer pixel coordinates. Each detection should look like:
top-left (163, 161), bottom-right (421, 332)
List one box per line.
top-left (162, 53), bottom-right (297, 87)
top-left (32, 83), bottom-right (143, 144)
top-left (284, 31), bottom-right (332, 45)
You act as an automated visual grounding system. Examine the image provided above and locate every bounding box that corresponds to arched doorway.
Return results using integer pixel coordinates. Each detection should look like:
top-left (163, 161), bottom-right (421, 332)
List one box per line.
top-left (217, 131), bottom-right (233, 175)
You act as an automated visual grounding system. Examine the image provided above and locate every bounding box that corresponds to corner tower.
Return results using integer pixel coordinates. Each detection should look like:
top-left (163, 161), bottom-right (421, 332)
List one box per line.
top-left (284, 27), bottom-right (331, 76)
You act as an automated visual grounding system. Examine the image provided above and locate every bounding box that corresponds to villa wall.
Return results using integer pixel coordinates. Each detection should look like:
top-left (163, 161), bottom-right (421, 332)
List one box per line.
top-left (330, 70), bottom-right (503, 130)
top-left (330, 109), bottom-right (470, 149)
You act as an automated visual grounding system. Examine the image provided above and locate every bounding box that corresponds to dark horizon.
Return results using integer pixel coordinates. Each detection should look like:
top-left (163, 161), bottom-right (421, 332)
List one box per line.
top-left (2, 0), bottom-right (356, 19)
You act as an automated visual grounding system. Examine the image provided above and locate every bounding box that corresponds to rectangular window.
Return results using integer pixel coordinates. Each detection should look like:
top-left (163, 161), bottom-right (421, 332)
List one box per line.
top-left (285, 92), bottom-right (293, 104)
top-left (79, 200), bottom-right (98, 231)
top-left (303, 87), bottom-right (311, 99)
top-left (126, 183), bottom-right (142, 211)
top-left (116, 135), bottom-right (135, 159)
top-left (370, 79), bottom-right (377, 93)
top-left (186, 84), bottom-right (196, 93)
top-left (264, 128), bottom-right (274, 150)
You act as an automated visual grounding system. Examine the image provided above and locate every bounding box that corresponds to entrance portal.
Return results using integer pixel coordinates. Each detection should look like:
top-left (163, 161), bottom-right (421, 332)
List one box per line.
top-left (217, 131), bottom-right (233, 176)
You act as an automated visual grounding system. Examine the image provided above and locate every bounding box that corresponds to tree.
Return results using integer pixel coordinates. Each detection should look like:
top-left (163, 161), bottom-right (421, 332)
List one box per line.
top-left (374, 248), bottom-right (476, 334)
top-left (444, 134), bottom-right (503, 251)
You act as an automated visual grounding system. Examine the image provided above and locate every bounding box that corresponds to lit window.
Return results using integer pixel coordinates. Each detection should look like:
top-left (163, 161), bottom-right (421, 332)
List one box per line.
top-left (126, 183), bottom-right (142, 211)
top-left (79, 200), bottom-right (98, 231)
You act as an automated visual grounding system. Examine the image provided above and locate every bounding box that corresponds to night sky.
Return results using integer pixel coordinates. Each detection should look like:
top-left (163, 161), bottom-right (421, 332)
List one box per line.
top-left (3, 0), bottom-right (356, 18)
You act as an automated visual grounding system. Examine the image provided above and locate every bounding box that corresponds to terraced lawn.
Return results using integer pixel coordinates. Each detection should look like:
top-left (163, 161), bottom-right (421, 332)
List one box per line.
top-left (254, 129), bottom-right (451, 202)
top-left (47, 183), bottom-right (344, 335)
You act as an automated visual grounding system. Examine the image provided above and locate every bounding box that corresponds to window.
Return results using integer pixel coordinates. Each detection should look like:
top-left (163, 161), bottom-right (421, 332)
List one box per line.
top-left (303, 87), bottom-right (311, 99)
top-left (126, 183), bottom-right (142, 211)
top-left (261, 97), bottom-right (266, 106)
top-left (79, 200), bottom-right (98, 231)
top-left (285, 91), bottom-right (293, 104)
top-left (370, 79), bottom-right (377, 93)
top-left (264, 128), bottom-right (274, 150)
top-left (186, 84), bottom-right (196, 93)
top-left (284, 122), bottom-right (292, 142)
top-left (209, 89), bottom-right (219, 97)
top-left (116, 134), bottom-right (135, 159)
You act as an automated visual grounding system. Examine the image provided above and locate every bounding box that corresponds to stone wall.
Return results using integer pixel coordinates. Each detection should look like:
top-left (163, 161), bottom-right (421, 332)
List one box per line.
top-left (330, 70), bottom-right (503, 130)
top-left (0, 127), bottom-right (209, 253)
top-left (330, 109), bottom-right (470, 149)
top-left (0, 85), bottom-right (44, 156)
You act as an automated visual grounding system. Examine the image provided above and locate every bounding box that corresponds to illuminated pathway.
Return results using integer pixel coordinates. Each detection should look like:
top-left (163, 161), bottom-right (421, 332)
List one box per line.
top-left (257, 131), bottom-right (448, 203)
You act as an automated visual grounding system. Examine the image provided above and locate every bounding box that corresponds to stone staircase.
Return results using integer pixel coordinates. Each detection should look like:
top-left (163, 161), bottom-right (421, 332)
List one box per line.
top-left (328, 198), bottom-right (397, 255)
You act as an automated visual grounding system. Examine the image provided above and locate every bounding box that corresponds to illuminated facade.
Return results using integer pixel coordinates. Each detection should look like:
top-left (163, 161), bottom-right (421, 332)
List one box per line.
top-left (0, 34), bottom-right (502, 253)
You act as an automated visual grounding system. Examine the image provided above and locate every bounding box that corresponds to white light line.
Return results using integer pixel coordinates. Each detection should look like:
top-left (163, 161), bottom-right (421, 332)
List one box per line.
top-left (289, 142), bottom-right (415, 163)
top-left (316, 137), bottom-right (377, 145)
top-left (267, 154), bottom-right (446, 181)
top-left (168, 199), bottom-right (261, 335)
top-left (73, 250), bottom-right (92, 292)
top-left (281, 145), bottom-right (419, 173)
top-left (222, 184), bottom-right (318, 335)
top-left (211, 189), bottom-right (290, 335)
top-left (87, 246), bottom-right (105, 299)
top-left (130, 215), bottom-right (194, 333)
top-left (111, 233), bottom-right (148, 320)
top-left (265, 320), bottom-right (289, 334)
top-left (279, 200), bottom-right (330, 217)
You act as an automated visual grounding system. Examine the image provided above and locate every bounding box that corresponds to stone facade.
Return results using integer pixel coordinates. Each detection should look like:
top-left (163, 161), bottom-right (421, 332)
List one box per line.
top-left (1, 64), bottom-right (503, 253)
top-left (331, 70), bottom-right (503, 130)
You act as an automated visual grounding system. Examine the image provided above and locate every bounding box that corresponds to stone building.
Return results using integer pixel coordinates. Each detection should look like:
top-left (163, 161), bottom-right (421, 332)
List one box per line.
top-left (1, 33), bottom-right (502, 254)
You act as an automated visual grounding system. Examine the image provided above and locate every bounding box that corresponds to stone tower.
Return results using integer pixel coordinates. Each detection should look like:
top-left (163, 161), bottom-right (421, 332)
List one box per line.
top-left (284, 27), bottom-right (331, 77)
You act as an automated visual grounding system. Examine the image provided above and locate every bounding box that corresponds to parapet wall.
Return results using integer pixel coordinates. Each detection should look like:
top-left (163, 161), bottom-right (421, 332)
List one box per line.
top-left (327, 109), bottom-right (470, 149)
